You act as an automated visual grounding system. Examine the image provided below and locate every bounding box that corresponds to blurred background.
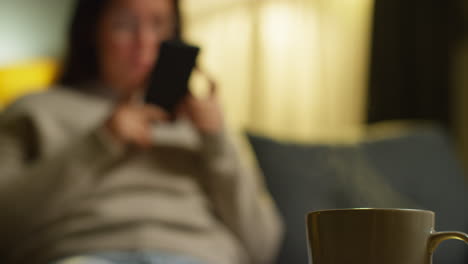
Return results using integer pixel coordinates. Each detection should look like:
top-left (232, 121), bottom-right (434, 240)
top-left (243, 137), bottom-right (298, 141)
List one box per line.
top-left (1, 0), bottom-right (468, 263)
top-left (0, 0), bottom-right (373, 141)
top-left (0, 0), bottom-right (466, 140)
top-left (0, 0), bottom-right (466, 146)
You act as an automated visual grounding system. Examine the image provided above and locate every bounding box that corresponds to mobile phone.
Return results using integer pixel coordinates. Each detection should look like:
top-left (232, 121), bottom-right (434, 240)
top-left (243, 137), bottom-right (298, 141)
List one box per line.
top-left (145, 40), bottom-right (200, 114)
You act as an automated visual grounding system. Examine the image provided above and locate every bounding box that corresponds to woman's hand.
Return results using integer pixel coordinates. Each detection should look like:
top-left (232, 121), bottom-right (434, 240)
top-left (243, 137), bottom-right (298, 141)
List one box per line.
top-left (179, 74), bottom-right (224, 135)
top-left (105, 94), bottom-right (169, 149)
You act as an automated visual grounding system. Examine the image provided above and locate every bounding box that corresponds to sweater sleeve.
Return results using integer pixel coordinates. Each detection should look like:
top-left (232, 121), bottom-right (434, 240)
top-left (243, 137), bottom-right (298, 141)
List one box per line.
top-left (197, 130), bottom-right (284, 264)
top-left (0, 106), bottom-right (126, 250)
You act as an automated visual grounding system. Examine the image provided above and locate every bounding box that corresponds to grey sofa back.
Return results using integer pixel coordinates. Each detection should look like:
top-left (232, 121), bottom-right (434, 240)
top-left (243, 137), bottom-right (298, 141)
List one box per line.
top-left (248, 127), bottom-right (468, 264)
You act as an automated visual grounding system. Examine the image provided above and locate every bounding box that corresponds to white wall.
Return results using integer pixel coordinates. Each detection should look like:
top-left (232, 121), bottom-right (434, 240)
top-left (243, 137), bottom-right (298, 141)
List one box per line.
top-left (0, 0), bottom-right (75, 66)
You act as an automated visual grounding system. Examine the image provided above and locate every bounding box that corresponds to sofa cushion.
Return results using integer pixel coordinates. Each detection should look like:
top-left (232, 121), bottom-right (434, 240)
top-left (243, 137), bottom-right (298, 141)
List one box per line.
top-left (361, 128), bottom-right (468, 263)
top-left (247, 134), bottom-right (342, 264)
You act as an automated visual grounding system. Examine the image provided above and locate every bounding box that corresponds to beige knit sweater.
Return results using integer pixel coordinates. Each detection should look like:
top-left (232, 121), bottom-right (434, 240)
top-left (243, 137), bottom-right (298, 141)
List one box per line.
top-left (0, 87), bottom-right (283, 264)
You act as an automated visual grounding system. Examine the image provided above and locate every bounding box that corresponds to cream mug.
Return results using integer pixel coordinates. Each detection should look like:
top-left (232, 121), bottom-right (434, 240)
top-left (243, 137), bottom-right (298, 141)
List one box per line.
top-left (306, 209), bottom-right (468, 264)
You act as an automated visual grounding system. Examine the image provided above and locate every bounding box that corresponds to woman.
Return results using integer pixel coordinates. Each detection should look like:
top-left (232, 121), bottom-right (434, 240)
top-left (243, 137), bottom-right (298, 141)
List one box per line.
top-left (0, 0), bottom-right (283, 264)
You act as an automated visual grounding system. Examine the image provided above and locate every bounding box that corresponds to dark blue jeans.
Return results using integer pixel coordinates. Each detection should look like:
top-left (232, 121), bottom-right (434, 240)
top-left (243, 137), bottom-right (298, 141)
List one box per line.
top-left (50, 251), bottom-right (205, 264)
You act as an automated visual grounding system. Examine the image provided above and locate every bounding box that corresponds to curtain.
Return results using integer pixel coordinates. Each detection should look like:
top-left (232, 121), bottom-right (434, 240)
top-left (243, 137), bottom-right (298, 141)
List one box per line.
top-left (182, 0), bottom-right (374, 142)
top-left (454, 3), bottom-right (468, 169)
top-left (367, 0), bottom-right (463, 130)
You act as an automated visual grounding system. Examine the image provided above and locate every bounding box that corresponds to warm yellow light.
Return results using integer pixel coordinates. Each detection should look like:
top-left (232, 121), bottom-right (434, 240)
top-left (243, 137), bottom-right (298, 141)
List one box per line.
top-left (0, 58), bottom-right (58, 108)
top-left (256, 1), bottom-right (324, 140)
top-left (260, 2), bottom-right (296, 50)
top-left (182, 0), bottom-right (375, 142)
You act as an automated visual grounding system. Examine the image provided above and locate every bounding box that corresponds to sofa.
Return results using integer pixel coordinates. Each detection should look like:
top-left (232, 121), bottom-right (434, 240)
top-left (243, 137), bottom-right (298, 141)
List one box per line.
top-left (247, 124), bottom-right (468, 264)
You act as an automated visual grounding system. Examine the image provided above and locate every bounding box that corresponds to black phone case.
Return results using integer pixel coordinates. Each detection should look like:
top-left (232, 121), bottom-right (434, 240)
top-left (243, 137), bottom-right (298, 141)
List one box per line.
top-left (145, 41), bottom-right (200, 113)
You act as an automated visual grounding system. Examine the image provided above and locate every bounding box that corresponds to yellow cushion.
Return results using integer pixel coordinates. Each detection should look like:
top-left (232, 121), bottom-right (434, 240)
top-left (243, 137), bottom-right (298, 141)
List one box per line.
top-left (0, 58), bottom-right (58, 108)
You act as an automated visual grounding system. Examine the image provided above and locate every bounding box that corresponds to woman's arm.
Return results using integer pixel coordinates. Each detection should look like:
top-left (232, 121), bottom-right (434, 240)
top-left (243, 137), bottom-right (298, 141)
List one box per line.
top-left (197, 131), bottom-right (284, 264)
top-left (0, 105), bottom-right (126, 250)
top-left (179, 74), bottom-right (283, 263)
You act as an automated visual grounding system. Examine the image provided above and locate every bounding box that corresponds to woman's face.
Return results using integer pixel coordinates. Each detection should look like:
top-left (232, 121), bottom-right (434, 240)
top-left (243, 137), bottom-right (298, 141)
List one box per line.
top-left (97, 0), bottom-right (175, 94)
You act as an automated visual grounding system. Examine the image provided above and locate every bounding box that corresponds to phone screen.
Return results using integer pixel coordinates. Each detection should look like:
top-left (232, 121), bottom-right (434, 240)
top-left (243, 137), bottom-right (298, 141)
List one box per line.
top-left (145, 41), bottom-right (200, 114)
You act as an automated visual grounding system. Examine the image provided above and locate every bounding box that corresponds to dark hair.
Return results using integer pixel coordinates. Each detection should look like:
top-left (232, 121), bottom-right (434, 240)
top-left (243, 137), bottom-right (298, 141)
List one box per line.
top-left (58, 0), bottom-right (182, 87)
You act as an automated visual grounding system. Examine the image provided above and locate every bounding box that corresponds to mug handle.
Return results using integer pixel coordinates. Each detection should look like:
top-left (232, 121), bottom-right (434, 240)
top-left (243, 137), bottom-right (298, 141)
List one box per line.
top-left (428, 231), bottom-right (468, 254)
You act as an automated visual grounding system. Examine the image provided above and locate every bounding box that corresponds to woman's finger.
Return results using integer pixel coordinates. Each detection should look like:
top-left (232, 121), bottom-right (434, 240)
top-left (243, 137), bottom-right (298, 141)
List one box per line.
top-left (208, 77), bottom-right (217, 98)
top-left (132, 125), bottom-right (152, 149)
top-left (176, 101), bottom-right (188, 117)
top-left (142, 105), bottom-right (169, 122)
top-left (194, 66), bottom-right (218, 98)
